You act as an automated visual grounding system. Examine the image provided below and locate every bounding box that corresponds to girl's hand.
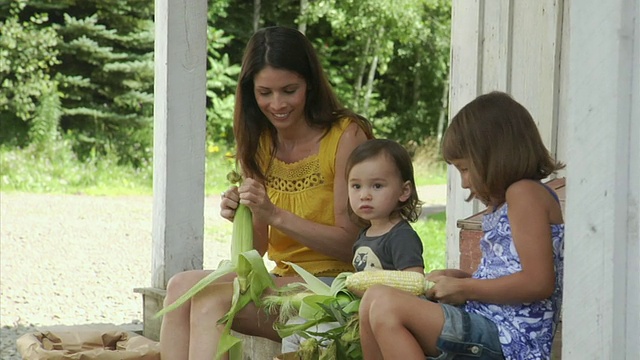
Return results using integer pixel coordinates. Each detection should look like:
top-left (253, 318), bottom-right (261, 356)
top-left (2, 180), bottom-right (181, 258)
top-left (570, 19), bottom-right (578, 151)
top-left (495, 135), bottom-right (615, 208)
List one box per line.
top-left (219, 185), bottom-right (240, 222)
top-left (238, 178), bottom-right (277, 225)
top-left (425, 274), bottom-right (467, 305)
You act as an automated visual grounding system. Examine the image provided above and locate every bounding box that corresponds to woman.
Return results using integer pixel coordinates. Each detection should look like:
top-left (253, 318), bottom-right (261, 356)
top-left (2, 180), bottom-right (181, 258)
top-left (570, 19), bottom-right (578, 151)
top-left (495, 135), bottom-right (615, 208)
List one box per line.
top-left (159, 26), bottom-right (374, 360)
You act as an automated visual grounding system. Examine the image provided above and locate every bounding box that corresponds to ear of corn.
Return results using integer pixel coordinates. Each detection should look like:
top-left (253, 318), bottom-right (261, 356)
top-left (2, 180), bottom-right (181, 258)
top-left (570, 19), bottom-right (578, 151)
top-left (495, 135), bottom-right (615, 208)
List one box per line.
top-left (231, 203), bottom-right (253, 293)
top-left (345, 270), bottom-right (433, 296)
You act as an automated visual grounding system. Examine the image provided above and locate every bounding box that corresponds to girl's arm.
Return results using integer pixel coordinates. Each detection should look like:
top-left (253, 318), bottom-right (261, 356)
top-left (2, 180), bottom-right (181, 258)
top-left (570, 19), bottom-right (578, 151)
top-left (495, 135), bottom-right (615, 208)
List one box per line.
top-left (239, 122), bottom-right (369, 263)
top-left (427, 269), bottom-right (472, 279)
top-left (429, 180), bottom-right (560, 305)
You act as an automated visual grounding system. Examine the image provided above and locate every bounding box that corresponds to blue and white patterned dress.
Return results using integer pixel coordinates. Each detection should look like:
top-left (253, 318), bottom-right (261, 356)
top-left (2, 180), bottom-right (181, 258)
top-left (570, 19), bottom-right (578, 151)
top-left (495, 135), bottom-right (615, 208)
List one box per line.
top-left (464, 203), bottom-right (564, 360)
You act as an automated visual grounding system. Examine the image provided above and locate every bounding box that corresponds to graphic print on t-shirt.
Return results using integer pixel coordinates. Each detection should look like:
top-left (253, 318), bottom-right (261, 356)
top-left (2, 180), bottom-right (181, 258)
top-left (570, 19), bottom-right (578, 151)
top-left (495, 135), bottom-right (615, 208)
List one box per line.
top-left (352, 246), bottom-right (383, 272)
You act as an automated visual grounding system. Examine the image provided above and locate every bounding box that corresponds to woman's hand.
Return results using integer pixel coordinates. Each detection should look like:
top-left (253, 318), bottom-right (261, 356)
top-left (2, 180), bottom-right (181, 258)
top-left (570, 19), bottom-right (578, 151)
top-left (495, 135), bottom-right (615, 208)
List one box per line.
top-left (220, 185), bottom-right (240, 222)
top-left (238, 178), bottom-right (278, 225)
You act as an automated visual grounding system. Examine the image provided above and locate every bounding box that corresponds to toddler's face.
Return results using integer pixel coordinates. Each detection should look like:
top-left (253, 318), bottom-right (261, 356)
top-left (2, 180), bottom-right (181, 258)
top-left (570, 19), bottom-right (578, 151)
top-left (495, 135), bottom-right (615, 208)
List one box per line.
top-left (347, 154), bottom-right (409, 223)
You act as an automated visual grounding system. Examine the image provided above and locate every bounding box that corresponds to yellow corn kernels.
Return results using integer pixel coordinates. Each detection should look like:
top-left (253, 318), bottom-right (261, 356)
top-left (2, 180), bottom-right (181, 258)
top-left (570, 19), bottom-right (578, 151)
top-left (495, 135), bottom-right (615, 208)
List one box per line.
top-left (345, 270), bottom-right (432, 296)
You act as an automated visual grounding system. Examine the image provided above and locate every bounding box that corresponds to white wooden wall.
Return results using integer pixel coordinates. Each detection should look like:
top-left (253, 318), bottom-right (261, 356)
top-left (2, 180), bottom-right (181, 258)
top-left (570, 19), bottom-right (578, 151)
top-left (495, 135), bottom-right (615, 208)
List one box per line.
top-left (447, 0), bottom-right (564, 268)
top-left (450, 0), bottom-right (640, 358)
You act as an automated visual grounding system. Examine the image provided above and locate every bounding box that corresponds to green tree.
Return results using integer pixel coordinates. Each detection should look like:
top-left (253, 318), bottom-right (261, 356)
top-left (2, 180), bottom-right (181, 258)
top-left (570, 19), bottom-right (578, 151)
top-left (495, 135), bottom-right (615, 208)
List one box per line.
top-left (6, 0), bottom-right (155, 166)
top-left (206, 0), bottom-right (241, 146)
top-left (0, 0), bottom-right (62, 148)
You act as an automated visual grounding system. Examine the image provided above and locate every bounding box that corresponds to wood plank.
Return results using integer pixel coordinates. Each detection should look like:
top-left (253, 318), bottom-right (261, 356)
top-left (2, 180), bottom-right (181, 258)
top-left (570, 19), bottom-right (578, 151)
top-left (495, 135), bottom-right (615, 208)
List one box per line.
top-left (509, 0), bottom-right (563, 155)
top-left (448, 0), bottom-right (483, 268)
top-left (479, 0), bottom-right (511, 93)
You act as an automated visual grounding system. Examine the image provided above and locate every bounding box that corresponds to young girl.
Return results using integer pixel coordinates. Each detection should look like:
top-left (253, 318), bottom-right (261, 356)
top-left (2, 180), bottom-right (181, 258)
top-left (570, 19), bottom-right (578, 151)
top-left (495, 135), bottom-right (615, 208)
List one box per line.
top-left (347, 138), bottom-right (424, 276)
top-left (281, 138), bottom-right (425, 353)
top-left (358, 92), bottom-right (565, 360)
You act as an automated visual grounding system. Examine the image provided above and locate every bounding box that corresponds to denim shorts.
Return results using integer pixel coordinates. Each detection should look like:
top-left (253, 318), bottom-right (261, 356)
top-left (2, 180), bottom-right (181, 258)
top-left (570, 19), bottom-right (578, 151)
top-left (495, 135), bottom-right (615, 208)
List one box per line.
top-left (427, 304), bottom-right (504, 360)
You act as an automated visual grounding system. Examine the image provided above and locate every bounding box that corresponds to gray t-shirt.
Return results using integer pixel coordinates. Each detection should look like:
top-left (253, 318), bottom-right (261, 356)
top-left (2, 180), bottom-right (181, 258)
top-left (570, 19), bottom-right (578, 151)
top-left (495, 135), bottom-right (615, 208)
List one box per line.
top-left (351, 220), bottom-right (424, 272)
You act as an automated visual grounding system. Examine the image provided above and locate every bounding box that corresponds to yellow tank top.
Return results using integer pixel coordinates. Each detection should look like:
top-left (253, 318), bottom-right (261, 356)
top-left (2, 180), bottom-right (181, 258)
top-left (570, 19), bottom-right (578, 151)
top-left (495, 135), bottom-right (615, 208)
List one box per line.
top-left (257, 118), bottom-right (356, 277)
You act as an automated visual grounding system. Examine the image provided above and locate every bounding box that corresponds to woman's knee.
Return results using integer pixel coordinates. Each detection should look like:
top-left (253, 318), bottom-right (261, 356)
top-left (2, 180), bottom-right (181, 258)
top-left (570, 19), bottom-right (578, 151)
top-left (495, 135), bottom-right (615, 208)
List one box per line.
top-left (165, 271), bottom-right (206, 304)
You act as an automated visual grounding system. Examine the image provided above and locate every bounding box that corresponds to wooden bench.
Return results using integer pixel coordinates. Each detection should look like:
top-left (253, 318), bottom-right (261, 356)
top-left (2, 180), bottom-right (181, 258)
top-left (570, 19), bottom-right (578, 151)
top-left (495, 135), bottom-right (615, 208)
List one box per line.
top-left (457, 177), bottom-right (565, 359)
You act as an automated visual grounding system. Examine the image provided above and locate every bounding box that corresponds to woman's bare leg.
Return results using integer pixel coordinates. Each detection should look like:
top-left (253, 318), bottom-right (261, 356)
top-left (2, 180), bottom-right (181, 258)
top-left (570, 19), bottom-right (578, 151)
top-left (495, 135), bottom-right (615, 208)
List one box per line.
top-left (361, 285), bottom-right (446, 359)
top-left (186, 275), bottom-right (302, 360)
top-left (159, 270), bottom-right (213, 360)
top-left (188, 281), bottom-right (234, 360)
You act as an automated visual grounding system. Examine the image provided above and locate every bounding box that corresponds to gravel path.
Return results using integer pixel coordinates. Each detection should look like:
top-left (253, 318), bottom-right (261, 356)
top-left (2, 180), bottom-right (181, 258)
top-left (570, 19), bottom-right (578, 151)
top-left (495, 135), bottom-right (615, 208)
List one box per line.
top-left (0, 186), bottom-right (445, 359)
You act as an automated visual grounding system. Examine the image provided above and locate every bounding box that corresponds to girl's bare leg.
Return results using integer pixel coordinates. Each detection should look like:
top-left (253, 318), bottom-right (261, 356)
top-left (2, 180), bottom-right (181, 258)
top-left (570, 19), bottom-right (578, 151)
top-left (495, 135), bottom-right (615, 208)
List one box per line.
top-left (359, 287), bottom-right (384, 360)
top-left (361, 285), bottom-right (446, 359)
top-left (159, 269), bottom-right (214, 360)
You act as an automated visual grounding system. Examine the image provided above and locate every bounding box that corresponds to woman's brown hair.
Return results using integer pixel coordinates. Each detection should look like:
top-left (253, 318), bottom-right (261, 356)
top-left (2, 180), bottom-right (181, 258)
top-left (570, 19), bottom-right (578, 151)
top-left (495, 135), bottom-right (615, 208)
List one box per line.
top-left (233, 26), bottom-right (373, 181)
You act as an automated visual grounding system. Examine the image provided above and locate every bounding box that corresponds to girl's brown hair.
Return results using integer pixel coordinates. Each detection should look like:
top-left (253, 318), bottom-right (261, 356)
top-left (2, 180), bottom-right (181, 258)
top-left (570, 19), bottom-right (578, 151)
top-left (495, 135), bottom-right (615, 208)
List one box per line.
top-left (233, 26), bottom-right (373, 181)
top-left (346, 139), bottom-right (423, 226)
top-left (442, 91), bottom-right (564, 205)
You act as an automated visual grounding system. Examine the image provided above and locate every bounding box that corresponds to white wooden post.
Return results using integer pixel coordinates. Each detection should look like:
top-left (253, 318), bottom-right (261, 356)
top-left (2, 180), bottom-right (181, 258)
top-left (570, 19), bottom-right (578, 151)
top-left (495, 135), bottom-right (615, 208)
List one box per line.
top-left (562, 0), bottom-right (640, 358)
top-left (447, 0), bottom-right (482, 268)
top-left (135, 0), bottom-right (208, 341)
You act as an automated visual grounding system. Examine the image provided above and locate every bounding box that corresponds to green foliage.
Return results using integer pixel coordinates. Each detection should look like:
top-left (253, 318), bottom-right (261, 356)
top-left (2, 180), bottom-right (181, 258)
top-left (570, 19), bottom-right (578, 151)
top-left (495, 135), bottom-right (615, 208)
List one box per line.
top-left (0, 138), bottom-right (152, 195)
top-left (206, 25), bottom-right (241, 145)
top-left (0, 1), bottom-right (61, 147)
top-left (0, 139), bottom-right (238, 196)
top-left (411, 136), bottom-right (448, 186)
top-left (51, 3), bottom-right (155, 166)
top-left (414, 211), bottom-right (447, 272)
top-left (2, 0), bottom-right (452, 184)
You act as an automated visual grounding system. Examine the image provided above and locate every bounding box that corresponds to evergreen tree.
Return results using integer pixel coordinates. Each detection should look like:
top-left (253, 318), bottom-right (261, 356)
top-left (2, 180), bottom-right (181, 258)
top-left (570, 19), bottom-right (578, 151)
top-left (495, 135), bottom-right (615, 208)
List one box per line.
top-left (16, 0), bottom-right (155, 166)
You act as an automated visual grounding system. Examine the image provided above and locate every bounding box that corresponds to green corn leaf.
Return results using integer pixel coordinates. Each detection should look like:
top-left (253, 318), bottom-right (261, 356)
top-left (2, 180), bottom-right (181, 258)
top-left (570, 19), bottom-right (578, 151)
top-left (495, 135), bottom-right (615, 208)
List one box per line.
top-left (154, 260), bottom-right (236, 318)
top-left (274, 316), bottom-right (326, 338)
top-left (298, 294), bottom-right (336, 320)
top-left (215, 250), bottom-right (275, 360)
top-left (329, 272), bottom-right (352, 296)
top-left (282, 261), bottom-right (331, 295)
top-left (216, 277), bottom-right (252, 360)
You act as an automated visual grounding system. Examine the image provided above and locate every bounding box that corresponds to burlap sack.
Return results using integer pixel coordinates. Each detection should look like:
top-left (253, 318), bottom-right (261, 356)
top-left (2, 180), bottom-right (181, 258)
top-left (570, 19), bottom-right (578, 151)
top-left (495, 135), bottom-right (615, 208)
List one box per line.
top-left (16, 325), bottom-right (160, 360)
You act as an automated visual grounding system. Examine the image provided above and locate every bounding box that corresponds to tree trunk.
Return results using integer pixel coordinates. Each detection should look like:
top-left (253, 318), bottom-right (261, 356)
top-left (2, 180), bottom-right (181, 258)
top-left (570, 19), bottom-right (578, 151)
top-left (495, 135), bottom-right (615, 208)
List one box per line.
top-left (362, 28), bottom-right (384, 117)
top-left (436, 77), bottom-right (449, 142)
top-left (253, 0), bottom-right (261, 32)
top-left (353, 37), bottom-right (371, 112)
top-left (298, 0), bottom-right (308, 33)
top-left (362, 53), bottom-right (379, 117)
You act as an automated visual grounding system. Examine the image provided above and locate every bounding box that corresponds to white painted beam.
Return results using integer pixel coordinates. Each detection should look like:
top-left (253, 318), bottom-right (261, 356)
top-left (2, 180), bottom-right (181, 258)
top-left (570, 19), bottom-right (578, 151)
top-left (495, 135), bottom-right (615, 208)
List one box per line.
top-left (152, 0), bottom-right (207, 288)
top-left (447, 0), bottom-right (483, 268)
top-left (562, 0), bottom-right (640, 358)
